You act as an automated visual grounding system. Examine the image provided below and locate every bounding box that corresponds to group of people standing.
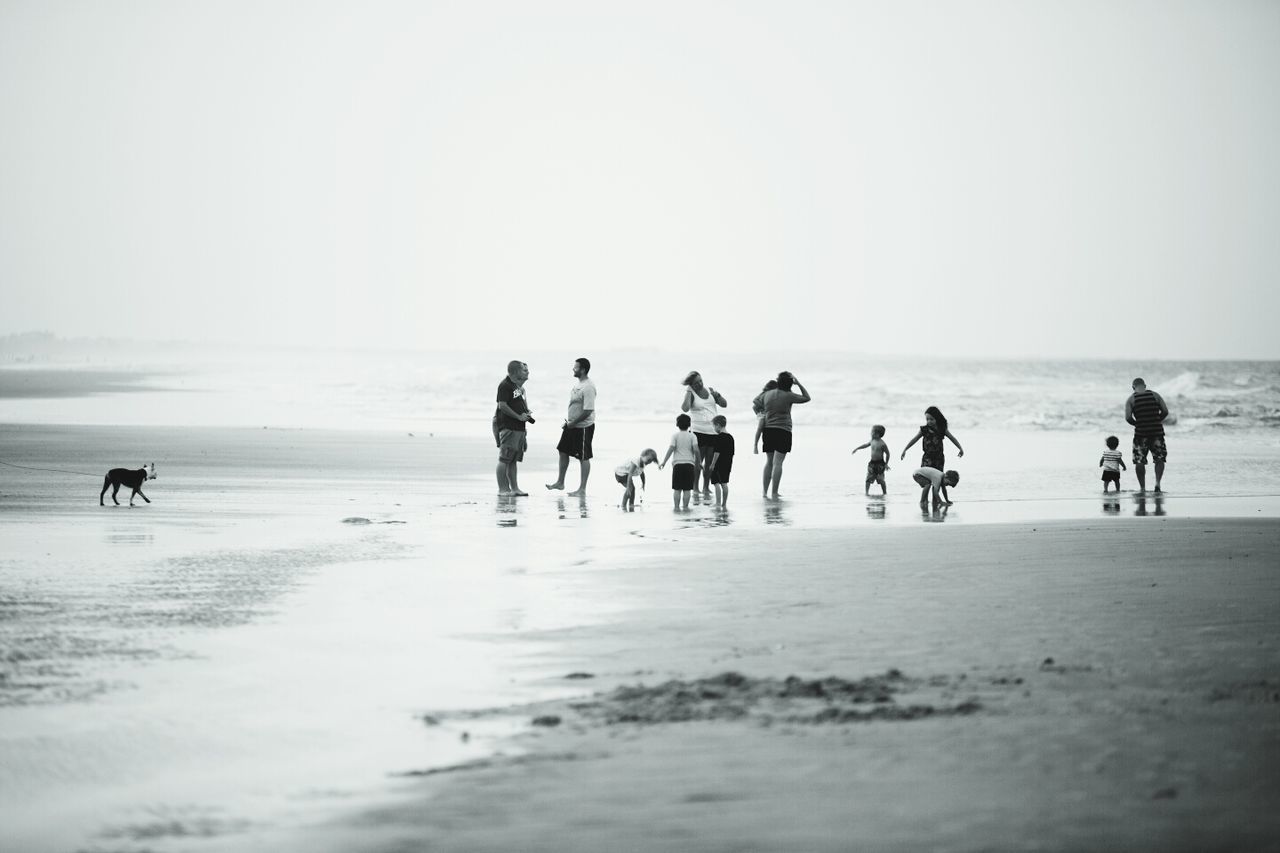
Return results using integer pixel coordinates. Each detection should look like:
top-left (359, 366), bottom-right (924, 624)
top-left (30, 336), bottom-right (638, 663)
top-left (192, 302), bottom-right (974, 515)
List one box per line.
top-left (494, 359), bottom-right (1172, 506)
top-left (493, 359), bottom-right (823, 507)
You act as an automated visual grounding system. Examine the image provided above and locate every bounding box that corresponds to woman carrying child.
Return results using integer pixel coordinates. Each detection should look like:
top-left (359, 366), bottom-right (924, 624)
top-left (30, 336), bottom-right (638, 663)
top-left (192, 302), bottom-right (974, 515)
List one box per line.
top-left (901, 405), bottom-right (964, 471)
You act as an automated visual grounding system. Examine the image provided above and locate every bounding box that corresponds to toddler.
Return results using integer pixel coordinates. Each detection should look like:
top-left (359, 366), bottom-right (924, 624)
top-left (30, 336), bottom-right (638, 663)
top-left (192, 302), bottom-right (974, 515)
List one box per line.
top-left (1099, 435), bottom-right (1126, 492)
top-left (615, 449), bottom-right (659, 510)
top-left (852, 425), bottom-right (891, 496)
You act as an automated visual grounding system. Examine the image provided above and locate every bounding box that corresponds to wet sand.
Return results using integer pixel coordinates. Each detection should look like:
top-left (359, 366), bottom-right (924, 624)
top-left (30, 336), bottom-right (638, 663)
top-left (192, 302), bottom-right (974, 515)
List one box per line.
top-left (2, 425), bottom-right (1278, 851)
top-left (311, 520), bottom-right (1280, 853)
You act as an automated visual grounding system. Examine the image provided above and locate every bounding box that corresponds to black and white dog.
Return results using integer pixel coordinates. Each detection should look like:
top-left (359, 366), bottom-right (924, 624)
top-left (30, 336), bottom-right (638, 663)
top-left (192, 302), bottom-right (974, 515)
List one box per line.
top-left (100, 463), bottom-right (156, 506)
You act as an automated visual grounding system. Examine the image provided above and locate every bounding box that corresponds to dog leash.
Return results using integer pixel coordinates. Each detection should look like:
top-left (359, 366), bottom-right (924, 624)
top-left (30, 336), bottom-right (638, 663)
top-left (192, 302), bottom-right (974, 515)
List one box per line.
top-left (0, 459), bottom-right (101, 477)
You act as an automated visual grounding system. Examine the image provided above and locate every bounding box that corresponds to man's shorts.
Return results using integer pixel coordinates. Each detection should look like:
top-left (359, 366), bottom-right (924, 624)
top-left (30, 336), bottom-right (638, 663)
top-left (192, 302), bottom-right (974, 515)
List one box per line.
top-left (1101, 469), bottom-right (1121, 484)
top-left (1132, 434), bottom-right (1167, 465)
top-left (866, 460), bottom-right (886, 484)
top-left (498, 428), bottom-right (526, 463)
top-left (671, 463), bottom-right (698, 491)
top-left (762, 428), bottom-right (793, 454)
top-left (555, 424), bottom-right (595, 460)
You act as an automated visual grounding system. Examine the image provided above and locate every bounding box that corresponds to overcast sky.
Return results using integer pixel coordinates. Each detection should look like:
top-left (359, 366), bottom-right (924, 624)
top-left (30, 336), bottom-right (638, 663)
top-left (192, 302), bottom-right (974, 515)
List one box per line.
top-left (2, 1), bottom-right (1277, 358)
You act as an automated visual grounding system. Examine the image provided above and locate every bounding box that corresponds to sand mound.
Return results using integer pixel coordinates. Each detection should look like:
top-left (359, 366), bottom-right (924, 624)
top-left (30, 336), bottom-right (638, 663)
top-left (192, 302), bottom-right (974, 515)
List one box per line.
top-left (562, 670), bottom-right (982, 726)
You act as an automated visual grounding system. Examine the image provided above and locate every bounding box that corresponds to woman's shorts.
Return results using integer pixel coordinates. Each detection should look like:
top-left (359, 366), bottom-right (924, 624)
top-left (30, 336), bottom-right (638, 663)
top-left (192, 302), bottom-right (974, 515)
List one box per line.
top-left (694, 431), bottom-right (717, 458)
top-left (671, 463), bottom-right (697, 491)
top-left (762, 428), bottom-right (793, 454)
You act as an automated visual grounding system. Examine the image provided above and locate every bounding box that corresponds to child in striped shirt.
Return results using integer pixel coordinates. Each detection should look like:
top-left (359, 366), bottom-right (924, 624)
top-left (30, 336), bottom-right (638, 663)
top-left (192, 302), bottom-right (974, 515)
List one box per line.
top-left (1099, 435), bottom-right (1127, 492)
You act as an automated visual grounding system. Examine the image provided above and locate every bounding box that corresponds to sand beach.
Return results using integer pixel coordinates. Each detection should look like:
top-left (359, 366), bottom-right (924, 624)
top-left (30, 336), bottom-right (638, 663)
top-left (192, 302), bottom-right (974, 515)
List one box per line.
top-left (2, 418), bottom-right (1278, 852)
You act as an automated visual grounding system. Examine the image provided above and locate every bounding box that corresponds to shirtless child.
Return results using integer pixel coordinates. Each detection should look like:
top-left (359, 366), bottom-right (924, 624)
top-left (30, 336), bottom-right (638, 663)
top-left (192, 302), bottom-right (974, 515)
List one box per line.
top-left (851, 425), bottom-right (891, 496)
top-left (913, 467), bottom-right (959, 508)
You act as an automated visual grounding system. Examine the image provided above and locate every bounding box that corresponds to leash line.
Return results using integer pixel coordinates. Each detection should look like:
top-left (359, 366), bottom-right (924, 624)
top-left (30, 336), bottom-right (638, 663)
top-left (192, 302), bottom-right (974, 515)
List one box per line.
top-left (0, 459), bottom-right (101, 478)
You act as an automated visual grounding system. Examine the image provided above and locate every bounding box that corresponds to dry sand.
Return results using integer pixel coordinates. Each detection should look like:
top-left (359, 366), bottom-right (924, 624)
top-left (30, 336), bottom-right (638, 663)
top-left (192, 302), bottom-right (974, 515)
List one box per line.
top-left (316, 519), bottom-right (1280, 853)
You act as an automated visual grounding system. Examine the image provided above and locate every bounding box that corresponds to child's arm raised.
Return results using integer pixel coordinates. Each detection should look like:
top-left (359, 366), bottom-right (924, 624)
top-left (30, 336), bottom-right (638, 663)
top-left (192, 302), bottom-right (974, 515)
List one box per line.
top-left (851, 441), bottom-right (871, 455)
top-left (945, 429), bottom-right (965, 457)
top-left (900, 428), bottom-right (923, 460)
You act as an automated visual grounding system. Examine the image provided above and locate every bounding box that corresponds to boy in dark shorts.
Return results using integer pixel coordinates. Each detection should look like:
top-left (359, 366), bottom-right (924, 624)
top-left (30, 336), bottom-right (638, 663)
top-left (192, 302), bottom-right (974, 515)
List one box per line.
top-left (708, 415), bottom-right (735, 508)
top-left (852, 424), bottom-right (891, 496)
top-left (1099, 435), bottom-right (1126, 492)
top-left (660, 413), bottom-right (701, 510)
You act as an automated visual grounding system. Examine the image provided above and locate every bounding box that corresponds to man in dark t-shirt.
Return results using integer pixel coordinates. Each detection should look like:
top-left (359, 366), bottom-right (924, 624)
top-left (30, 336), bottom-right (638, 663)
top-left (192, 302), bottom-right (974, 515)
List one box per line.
top-left (495, 360), bottom-right (532, 496)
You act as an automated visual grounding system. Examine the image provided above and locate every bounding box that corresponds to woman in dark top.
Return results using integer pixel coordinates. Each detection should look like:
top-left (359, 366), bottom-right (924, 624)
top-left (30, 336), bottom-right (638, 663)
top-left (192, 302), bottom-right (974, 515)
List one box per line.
top-left (901, 405), bottom-right (964, 471)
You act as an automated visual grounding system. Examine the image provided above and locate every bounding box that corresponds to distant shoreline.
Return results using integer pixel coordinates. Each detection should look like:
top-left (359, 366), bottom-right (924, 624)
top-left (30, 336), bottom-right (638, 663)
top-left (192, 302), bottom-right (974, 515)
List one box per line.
top-left (0, 367), bottom-right (162, 399)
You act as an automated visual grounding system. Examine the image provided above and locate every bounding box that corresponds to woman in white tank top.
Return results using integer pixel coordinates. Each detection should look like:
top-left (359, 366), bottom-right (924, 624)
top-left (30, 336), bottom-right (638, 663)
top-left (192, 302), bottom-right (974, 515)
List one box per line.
top-left (681, 371), bottom-right (728, 495)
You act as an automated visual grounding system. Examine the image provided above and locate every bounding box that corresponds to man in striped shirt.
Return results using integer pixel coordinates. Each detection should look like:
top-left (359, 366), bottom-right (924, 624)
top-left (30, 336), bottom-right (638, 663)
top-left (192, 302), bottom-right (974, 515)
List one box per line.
top-left (1125, 377), bottom-right (1170, 493)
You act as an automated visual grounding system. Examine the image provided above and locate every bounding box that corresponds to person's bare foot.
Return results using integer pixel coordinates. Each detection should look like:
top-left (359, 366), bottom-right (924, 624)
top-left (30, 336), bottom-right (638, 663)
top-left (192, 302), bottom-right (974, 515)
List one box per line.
top-left (1154, 485), bottom-right (1163, 493)
top-left (498, 490), bottom-right (513, 497)
top-left (511, 489), bottom-right (529, 497)
top-left (567, 489), bottom-right (586, 497)
top-left (545, 483), bottom-right (564, 491)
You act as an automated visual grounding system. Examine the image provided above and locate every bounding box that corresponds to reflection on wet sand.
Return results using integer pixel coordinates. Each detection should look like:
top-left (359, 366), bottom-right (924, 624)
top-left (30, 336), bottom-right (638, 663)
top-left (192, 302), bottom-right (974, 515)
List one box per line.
top-left (555, 497), bottom-right (589, 520)
top-left (919, 504), bottom-right (950, 523)
top-left (866, 500), bottom-right (886, 521)
top-left (763, 502), bottom-right (789, 526)
top-left (1134, 494), bottom-right (1166, 517)
top-left (1102, 496), bottom-right (1122, 515)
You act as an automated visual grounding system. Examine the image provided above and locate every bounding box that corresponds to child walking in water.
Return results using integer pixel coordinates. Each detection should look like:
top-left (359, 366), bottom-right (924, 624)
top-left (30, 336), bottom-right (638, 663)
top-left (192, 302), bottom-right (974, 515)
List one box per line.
top-left (660, 413), bottom-right (701, 510)
top-left (615, 449), bottom-right (658, 510)
top-left (851, 425), bottom-right (891, 496)
top-left (708, 415), bottom-right (734, 508)
top-left (902, 406), bottom-right (964, 470)
top-left (1099, 435), bottom-right (1126, 492)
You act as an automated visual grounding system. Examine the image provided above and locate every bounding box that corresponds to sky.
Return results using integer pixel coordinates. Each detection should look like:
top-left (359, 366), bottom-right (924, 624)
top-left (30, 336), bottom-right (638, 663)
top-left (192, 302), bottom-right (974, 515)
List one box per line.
top-left (1, 0), bottom-right (1277, 359)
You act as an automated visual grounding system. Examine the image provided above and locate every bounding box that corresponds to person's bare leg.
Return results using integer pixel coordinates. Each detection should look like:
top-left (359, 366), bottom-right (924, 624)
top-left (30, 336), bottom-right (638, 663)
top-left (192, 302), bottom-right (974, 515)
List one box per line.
top-left (568, 459), bottom-right (590, 496)
top-left (546, 453), bottom-right (570, 490)
top-left (1154, 461), bottom-right (1164, 492)
top-left (720, 484), bottom-right (729, 508)
top-left (769, 453), bottom-right (787, 499)
top-left (682, 489), bottom-right (691, 510)
top-left (1135, 463), bottom-right (1147, 493)
top-left (508, 461), bottom-right (527, 496)
top-left (497, 460), bottom-right (512, 495)
top-left (761, 454), bottom-right (773, 498)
